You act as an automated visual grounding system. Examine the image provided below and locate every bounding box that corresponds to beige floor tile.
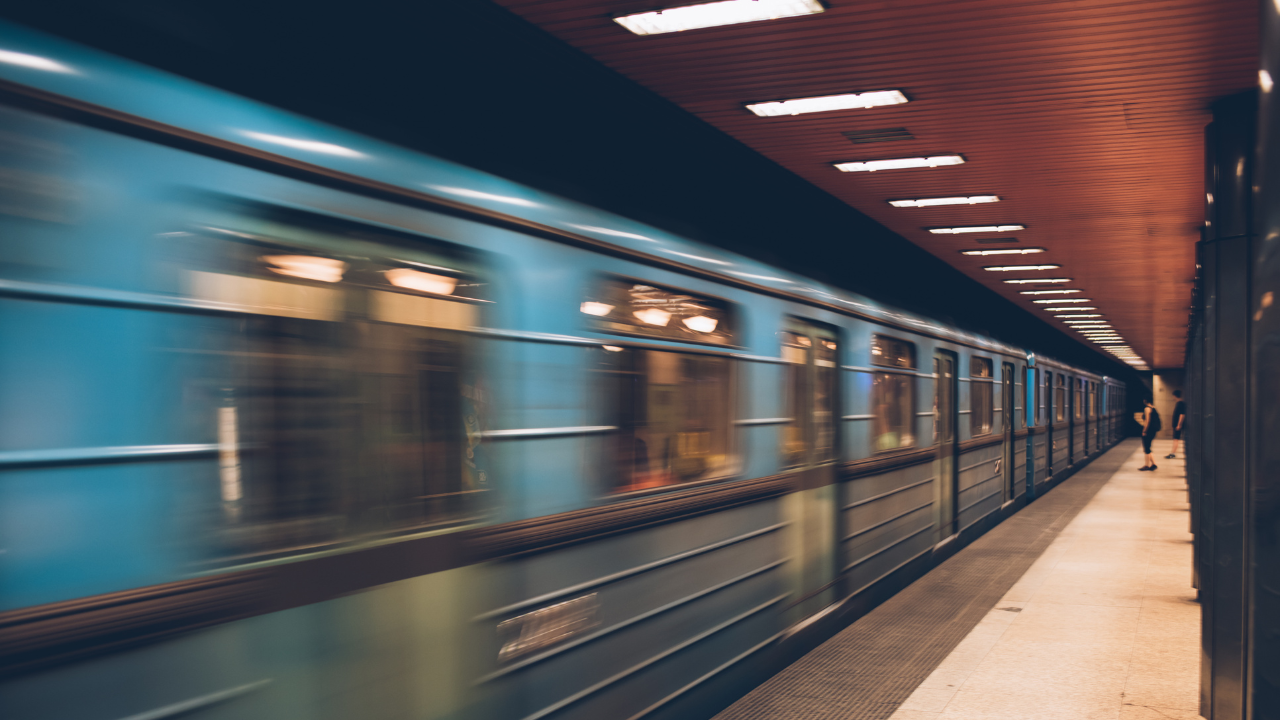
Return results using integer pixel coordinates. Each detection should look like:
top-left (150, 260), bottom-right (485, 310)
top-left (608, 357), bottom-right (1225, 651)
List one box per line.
top-left (885, 444), bottom-right (1199, 720)
top-left (1117, 704), bottom-right (1203, 720)
top-left (939, 688), bottom-right (1122, 720)
top-left (917, 666), bottom-right (973, 692)
top-left (1123, 673), bottom-right (1201, 711)
top-left (899, 687), bottom-right (961, 713)
top-left (890, 710), bottom-right (946, 720)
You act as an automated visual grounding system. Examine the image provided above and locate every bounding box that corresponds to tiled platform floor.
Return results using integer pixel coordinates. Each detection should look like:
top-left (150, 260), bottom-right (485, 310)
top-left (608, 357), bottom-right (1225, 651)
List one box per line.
top-left (890, 439), bottom-right (1198, 720)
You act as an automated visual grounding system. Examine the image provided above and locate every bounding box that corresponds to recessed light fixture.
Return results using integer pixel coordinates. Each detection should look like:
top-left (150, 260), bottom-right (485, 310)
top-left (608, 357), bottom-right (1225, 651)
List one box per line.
top-left (961, 248), bottom-right (1046, 256)
top-left (890, 195), bottom-right (999, 208)
top-left (929, 225), bottom-right (1024, 234)
top-left (983, 264), bottom-right (1061, 272)
top-left (1044, 306), bottom-right (1097, 312)
top-left (614, 0), bottom-right (825, 35)
top-left (834, 155), bottom-right (964, 172)
top-left (1031, 298), bottom-right (1092, 304)
top-left (1003, 278), bottom-right (1071, 284)
top-left (1056, 314), bottom-right (1102, 318)
top-left (1021, 289), bottom-right (1082, 296)
top-left (746, 90), bottom-right (909, 117)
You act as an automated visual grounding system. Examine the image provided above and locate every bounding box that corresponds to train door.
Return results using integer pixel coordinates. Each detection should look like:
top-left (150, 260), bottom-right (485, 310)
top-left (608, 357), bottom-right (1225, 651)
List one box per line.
top-left (1002, 361), bottom-right (1015, 502)
top-left (781, 319), bottom-right (839, 616)
top-left (934, 350), bottom-right (959, 543)
top-left (1068, 376), bottom-right (1076, 464)
top-left (1045, 371), bottom-right (1054, 473)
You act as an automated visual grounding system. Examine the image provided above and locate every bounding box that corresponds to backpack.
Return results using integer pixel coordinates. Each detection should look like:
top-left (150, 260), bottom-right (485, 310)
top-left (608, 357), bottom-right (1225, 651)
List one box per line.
top-left (1148, 408), bottom-right (1162, 433)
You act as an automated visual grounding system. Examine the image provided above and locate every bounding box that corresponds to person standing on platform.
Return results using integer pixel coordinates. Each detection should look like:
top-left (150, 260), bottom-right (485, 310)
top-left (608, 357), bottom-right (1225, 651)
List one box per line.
top-left (1140, 397), bottom-right (1161, 471)
top-left (1166, 390), bottom-right (1185, 459)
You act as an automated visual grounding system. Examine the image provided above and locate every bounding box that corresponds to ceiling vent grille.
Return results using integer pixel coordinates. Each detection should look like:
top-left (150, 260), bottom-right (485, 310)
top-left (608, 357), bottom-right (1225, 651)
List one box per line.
top-left (842, 127), bottom-right (913, 144)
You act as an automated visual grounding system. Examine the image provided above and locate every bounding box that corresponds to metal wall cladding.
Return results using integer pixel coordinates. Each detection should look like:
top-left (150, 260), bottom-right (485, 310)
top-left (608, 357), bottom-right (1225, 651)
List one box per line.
top-left (1253, 0), bottom-right (1280, 712)
top-left (495, 0), bottom-right (1257, 369)
top-left (1191, 90), bottom-right (1256, 720)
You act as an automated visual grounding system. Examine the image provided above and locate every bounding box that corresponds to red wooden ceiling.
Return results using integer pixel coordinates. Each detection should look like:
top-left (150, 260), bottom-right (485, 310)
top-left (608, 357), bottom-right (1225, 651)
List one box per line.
top-left (495, 0), bottom-right (1257, 369)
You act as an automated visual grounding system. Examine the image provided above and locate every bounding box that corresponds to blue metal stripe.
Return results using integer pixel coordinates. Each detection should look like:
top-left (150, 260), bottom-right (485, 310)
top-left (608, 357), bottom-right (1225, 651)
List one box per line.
top-left (0, 444), bottom-right (220, 468)
top-left (0, 278), bottom-right (244, 314)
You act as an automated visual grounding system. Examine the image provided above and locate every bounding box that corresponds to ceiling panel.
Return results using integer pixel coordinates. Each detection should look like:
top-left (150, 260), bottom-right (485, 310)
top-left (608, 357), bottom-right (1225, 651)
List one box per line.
top-left (496, 0), bottom-right (1257, 368)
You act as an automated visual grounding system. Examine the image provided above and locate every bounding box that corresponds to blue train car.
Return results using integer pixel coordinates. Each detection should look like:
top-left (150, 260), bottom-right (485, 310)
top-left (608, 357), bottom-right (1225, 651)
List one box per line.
top-left (0, 22), bottom-right (1126, 720)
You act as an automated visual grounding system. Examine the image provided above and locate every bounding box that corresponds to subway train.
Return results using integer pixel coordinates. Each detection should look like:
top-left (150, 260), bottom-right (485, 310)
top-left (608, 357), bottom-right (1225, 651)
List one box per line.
top-left (0, 21), bottom-right (1128, 720)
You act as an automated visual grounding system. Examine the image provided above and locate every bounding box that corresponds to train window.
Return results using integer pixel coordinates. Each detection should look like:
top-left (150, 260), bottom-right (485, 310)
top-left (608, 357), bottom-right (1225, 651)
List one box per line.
top-left (1055, 374), bottom-right (1067, 422)
top-left (870, 335), bottom-right (916, 452)
top-left (1018, 364), bottom-right (1027, 429)
top-left (177, 203), bottom-right (488, 563)
top-left (1034, 368), bottom-right (1042, 425)
top-left (599, 347), bottom-right (733, 493)
top-left (582, 277), bottom-right (735, 346)
top-left (970, 356), bottom-right (993, 436)
top-left (782, 332), bottom-right (808, 466)
top-left (1075, 379), bottom-right (1084, 420)
top-left (781, 326), bottom-right (838, 467)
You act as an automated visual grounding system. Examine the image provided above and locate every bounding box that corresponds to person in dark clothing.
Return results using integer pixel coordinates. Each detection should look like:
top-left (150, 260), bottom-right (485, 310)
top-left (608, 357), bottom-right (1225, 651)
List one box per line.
top-left (1140, 397), bottom-right (1161, 471)
top-left (1166, 390), bottom-right (1186, 459)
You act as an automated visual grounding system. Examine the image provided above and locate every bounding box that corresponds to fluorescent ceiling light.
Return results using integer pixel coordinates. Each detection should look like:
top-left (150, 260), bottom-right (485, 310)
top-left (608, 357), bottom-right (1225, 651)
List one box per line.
top-left (746, 90), bottom-right (909, 117)
top-left (835, 155), bottom-right (964, 172)
top-left (1003, 278), bottom-right (1071, 284)
top-left (890, 195), bottom-right (999, 208)
top-left (615, 0), bottom-right (824, 35)
top-left (1044, 306), bottom-right (1096, 312)
top-left (929, 225), bottom-right (1024, 234)
top-left (1020, 289), bottom-right (1081, 296)
top-left (1056, 314), bottom-right (1102, 318)
top-left (983, 264), bottom-right (1060, 272)
top-left (1032, 298), bottom-right (1092, 304)
top-left (962, 248), bottom-right (1046, 256)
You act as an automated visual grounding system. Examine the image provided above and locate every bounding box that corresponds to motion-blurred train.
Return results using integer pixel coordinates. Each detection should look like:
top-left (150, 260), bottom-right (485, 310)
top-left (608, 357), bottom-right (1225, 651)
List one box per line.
top-left (0, 21), bottom-right (1127, 720)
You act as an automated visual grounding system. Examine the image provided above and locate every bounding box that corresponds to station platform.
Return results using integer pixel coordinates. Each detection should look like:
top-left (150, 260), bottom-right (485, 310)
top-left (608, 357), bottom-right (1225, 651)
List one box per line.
top-left (715, 438), bottom-right (1198, 720)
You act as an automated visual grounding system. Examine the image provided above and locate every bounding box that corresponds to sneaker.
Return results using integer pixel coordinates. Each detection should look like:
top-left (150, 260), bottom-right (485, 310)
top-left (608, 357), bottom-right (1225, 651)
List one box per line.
top-left (1150, 465), bottom-right (1158, 471)
top-left (1139, 466), bottom-right (1152, 471)
top-left (1165, 454), bottom-right (1176, 459)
